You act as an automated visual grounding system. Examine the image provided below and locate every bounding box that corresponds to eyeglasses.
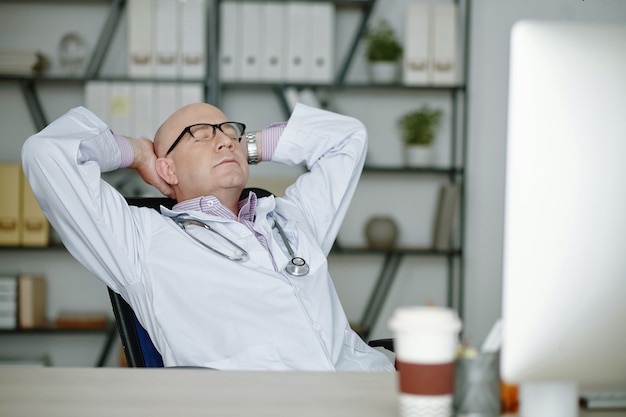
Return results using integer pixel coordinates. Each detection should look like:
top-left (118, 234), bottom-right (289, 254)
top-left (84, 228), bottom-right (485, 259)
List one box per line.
top-left (165, 121), bottom-right (247, 155)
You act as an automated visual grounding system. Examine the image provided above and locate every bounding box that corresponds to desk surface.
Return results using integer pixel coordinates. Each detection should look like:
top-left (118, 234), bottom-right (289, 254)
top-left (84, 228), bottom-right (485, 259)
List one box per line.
top-left (0, 367), bottom-right (399, 417)
top-left (1, 367), bottom-right (625, 417)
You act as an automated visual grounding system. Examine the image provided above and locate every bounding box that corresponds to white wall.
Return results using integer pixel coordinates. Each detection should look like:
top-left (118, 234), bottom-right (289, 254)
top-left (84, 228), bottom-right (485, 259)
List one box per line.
top-left (1, 0), bottom-right (626, 364)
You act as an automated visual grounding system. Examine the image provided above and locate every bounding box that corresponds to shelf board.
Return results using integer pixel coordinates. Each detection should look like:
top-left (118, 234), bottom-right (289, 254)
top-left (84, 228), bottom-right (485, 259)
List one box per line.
top-left (363, 166), bottom-right (463, 175)
top-left (0, 244), bottom-right (66, 251)
top-left (0, 323), bottom-right (114, 334)
top-left (0, 0), bottom-right (111, 3)
top-left (331, 247), bottom-right (462, 256)
top-left (0, 75), bottom-right (466, 93)
top-left (332, 82), bottom-right (466, 91)
top-left (0, 75), bottom-right (206, 83)
top-left (222, 81), bottom-right (465, 92)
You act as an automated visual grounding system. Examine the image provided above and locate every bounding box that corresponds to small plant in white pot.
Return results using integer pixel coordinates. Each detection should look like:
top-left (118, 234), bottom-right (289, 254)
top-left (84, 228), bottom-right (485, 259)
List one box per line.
top-left (398, 106), bottom-right (443, 167)
top-left (364, 19), bottom-right (403, 83)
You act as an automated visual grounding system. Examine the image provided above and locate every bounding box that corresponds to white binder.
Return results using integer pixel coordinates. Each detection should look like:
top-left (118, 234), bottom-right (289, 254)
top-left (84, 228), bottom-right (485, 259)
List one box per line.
top-left (180, 0), bottom-right (206, 79)
top-left (403, 3), bottom-right (430, 85)
top-left (309, 3), bottom-right (334, 83)
top-left (127, 0), bottom-right (154, 78)
top-left (285, 2), bottom-right (310, 82)
top-left (260, 2), bottom-right (285, 81)
top-left (240, 2), bottom-right (262, 81)
top-left (155, 83), bottom-right (178, 127)
top-left (84, 81), bottom-right (109, 121)
top-left (178, 83), bottom-right (204, 107)
top-left (155, 0), bottom-right (179, 78)
top-left (219, 1), bottom-right (241, 81)
top-left (131, 83), bottom-right (154, 139)
top-left (431, 4), bottom-right (458, 85)
top-left (108, 82), bottom-right (132, 135)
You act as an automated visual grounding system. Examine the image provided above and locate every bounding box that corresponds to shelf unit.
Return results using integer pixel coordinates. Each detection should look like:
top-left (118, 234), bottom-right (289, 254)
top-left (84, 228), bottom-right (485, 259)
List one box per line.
top-left (4, 0), bottom-right (469, 340)
top-left (0, 324), bottom-right (117, 367)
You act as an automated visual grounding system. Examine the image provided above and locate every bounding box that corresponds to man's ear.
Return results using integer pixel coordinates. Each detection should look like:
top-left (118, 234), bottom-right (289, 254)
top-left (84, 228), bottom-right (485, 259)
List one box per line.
top-left (155, 158), bottom-right (178, 185)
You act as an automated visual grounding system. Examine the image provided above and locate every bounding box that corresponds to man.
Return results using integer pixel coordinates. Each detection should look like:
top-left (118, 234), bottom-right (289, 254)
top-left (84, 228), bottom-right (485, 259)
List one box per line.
top-left (22, 102), bottom-right (394, 371)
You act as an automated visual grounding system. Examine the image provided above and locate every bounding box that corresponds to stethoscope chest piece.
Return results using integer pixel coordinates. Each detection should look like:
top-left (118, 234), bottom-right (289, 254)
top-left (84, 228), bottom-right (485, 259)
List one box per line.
top-left (285, 257), bottom-right (309, 277)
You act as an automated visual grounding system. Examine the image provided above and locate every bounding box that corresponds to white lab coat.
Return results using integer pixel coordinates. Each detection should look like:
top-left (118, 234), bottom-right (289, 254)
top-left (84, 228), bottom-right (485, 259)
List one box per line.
top-left (22, 103), bottom-right (394, 371)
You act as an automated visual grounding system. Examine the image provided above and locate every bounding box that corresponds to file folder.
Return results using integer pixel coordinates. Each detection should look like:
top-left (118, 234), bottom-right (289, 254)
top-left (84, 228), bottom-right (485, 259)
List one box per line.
top-left (155, 83), bottom-right (178, 126)
top-left (108, 82), bottom-right (132, 135)
top-left (0, 164), bottom-right (20, 246)
top-left (403, 3), bottom-right (430, 85)
top-left (285, 2), bottom-right (310, 82)
top-left (128, 0), bottom-right (155, 77)
top-left (309, 3), bottom-right (334, 83)
top-left (84, 81), bottom-right (109, 121)
top-left (219, 1), bottom-right (241, 81)
top-left (180, 0), bottom-right (206, 79)
top-left (132, 83), bottom-right (155, 139)
top-left (240, 2), bottom-right (262, 81)
top-left (155, 0), bottom-right (179, 78)
top-left (260, 2), bottom-right (285, 81)
top-left (179, 83), bottom-right (204, 107)
top-left (431, 4), bottom-right (458, 85)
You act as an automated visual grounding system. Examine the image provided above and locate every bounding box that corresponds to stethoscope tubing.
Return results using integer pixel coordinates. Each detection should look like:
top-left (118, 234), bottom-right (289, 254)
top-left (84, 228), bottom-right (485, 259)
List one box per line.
top-left (174, 219), bottom-right (249, 262)
top-left (171, 216), bottom-right (309, 276)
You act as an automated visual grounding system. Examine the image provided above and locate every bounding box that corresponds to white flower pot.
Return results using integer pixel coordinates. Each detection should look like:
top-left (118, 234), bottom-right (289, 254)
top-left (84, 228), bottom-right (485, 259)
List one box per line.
top-left (405, 145), bottom-right (434, 167)
top-left (368, 62), bottom-right (399, 84)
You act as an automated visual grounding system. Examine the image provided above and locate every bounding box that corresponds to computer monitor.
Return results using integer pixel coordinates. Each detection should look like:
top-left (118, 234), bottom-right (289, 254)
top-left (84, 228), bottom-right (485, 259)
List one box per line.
top-left (501, 20), bottom-right (626, 416)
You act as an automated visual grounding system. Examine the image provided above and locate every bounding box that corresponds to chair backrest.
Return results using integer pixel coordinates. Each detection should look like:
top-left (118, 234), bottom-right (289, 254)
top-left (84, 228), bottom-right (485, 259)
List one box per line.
top-left (109, 188), bottom-right (272, 367)
top-left (108, 287), bottom-right (164, 367)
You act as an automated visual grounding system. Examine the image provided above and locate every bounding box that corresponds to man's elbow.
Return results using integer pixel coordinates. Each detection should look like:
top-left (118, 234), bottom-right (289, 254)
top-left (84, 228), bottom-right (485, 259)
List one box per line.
top-left (21, 134), bottom-right (56, 179)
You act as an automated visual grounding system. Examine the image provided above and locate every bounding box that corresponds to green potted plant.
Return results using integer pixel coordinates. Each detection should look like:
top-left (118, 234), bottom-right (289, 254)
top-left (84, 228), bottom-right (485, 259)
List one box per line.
top-left (364, 19), bottom-right (403, 83)
top-left (398, 106), bottom-right (443, 167)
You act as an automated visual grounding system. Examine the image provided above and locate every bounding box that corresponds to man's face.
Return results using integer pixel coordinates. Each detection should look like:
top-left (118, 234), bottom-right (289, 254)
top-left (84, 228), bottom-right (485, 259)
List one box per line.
top-left (155, 103), bottom-right (249, 201)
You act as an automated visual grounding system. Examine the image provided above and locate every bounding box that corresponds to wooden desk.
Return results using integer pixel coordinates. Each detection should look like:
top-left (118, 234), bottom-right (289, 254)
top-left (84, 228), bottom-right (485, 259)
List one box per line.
top-left (1, 367), bottom-right (625, 417)
top-left (0, 367), bottom-right (399, 417)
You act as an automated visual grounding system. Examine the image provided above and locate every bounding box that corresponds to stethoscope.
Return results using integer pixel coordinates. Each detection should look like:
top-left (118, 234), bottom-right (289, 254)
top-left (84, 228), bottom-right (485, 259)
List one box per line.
top-left (172, 217), bottom-right (310, 277)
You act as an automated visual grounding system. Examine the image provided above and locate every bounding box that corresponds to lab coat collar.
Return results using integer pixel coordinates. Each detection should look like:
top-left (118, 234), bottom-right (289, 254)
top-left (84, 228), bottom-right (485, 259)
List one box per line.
top-left (159, 193), bottom-right (277, 227)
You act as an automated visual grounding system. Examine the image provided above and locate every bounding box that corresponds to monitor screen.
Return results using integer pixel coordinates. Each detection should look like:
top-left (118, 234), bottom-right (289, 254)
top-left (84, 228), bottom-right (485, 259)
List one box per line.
top-left (501, 20), bottom-right (626, 413)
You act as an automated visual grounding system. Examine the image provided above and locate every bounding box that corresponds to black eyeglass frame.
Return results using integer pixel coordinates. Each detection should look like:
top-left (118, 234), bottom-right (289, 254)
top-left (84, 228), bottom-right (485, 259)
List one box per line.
top-left (165, 121), bottom-right (247, 155)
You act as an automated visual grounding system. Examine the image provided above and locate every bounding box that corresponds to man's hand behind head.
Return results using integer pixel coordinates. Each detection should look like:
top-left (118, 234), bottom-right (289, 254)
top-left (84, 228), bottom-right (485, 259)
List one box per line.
top-left (128, 137), bottom-right (175, 198)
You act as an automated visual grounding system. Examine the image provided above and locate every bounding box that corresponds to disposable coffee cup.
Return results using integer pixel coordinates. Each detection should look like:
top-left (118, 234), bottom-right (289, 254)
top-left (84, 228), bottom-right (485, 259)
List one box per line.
top-left (389, 306), bottom-right (462, 417)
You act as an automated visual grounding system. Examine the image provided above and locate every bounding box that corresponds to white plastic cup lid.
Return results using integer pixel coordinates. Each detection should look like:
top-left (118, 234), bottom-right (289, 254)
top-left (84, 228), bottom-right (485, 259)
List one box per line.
top-left (389, 306), bottom-right (462, 334)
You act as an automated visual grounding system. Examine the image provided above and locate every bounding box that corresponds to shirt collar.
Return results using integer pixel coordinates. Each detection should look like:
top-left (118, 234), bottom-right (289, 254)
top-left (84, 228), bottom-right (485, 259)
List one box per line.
top-left (172, 191), bottom-right (258, 222)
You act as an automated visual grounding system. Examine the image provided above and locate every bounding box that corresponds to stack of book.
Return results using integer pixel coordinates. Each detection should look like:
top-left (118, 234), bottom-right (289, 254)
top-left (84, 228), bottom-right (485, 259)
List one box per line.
top-left (0, 274), bottom-right (46, 329)
top-left (0, 276), bottom-right (17, 329)
top-left (0, 49), bottom-right (49, 76)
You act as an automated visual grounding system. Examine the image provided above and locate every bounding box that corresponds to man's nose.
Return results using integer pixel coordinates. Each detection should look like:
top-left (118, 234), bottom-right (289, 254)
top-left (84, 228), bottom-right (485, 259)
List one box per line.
top-left (214, 129), bottom-right (235, 150)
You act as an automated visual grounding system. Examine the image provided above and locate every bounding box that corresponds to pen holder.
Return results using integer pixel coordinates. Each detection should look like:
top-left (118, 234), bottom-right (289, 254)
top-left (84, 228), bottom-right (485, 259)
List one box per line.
top-left (453, 352), bottom-right (501, 416)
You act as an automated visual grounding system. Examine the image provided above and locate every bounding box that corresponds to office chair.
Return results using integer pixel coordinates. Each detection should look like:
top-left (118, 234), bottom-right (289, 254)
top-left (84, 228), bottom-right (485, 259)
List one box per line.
top-left (108, 196), bottom-right (175, 367)
top-left (109, 188), bottom-right (393, 367)
top-left (108, 287), bottom-right (164, 367)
